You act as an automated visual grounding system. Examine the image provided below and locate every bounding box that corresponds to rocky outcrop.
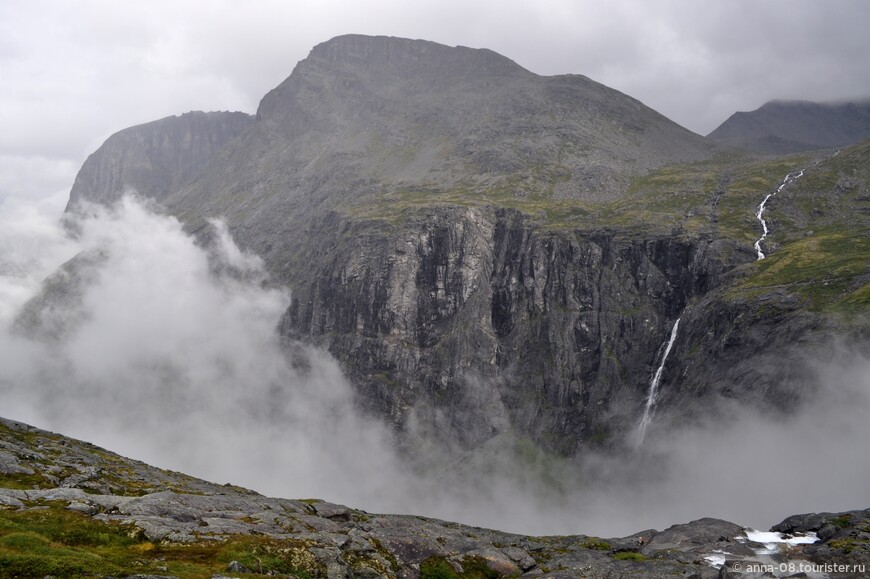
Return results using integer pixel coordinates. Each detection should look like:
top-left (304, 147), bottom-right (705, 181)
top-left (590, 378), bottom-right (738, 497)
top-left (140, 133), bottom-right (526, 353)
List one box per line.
top-left (3, 416), bottom-right (867, 578)
top-left (708, 99), bottom-right (870, 154)
top-left (66, 110), bottom-right (253, 211)
top-left (277, 206), bottom-right (750, 454)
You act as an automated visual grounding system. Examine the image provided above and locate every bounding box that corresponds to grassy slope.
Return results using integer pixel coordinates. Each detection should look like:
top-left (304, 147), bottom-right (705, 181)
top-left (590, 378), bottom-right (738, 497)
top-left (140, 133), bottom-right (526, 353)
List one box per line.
top-left (338, 141), bottom-right (870, 313)
top-left (0, 420), bottom-right (318, 579)
top-left (0, 504), bottom-right (319, 578)
top-left (726, 142), bottom-right (870, 312)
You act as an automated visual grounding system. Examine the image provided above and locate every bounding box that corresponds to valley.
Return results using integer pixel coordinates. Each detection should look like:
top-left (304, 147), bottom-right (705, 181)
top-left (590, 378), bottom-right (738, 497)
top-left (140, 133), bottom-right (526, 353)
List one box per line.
top-left (2, 33), bottom-right (870, 578)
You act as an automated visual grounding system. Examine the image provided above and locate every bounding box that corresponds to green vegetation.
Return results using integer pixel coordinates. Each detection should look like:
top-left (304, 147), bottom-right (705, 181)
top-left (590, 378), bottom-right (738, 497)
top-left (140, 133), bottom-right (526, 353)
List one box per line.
top-left (829, 538), bottom-right (858, 554)
top-left (0, 504), bottom-right (142, 577)
top-left (337, 149), bottom-right (815, 239)
top-left (729, 228), bottom-right (870, 311)
top-left (0, 420), bottom-right (214, 498)
top-left (0, 502), bottom-right (321, 578)
top-left (420, 555), bottom-right (505, 579)
top-left (831, 515), bottom-right (852, 529)
top-left (612, 551), bottom-right (647, 562)
top-left (583, 537), bottom-right (612, 551)
top-left (421, 556), bottom-right (461, 579)
top-left (0, 471), bottom-right (51, 490)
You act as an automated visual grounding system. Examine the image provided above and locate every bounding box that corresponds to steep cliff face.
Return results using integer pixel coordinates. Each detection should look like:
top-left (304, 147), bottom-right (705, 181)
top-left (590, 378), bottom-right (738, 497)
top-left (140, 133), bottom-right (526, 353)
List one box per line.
top-left (65, 110), bottom-right (253, 210)
top-left (274, 204), bottom-right (752, 454)
top-left (49, 35), bottom-right (870, 457)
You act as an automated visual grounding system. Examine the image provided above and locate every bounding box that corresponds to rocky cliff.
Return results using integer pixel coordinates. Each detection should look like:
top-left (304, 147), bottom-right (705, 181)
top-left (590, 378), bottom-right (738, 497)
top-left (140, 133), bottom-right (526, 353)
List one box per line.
top-left (2, 416), bottom-right (868, 578)
top-left (65, 110), bottom-right (254, 210)
top-left (50, 35), bottom-right (870, 458)
top-left (708, 99), bottom-right (870, 154)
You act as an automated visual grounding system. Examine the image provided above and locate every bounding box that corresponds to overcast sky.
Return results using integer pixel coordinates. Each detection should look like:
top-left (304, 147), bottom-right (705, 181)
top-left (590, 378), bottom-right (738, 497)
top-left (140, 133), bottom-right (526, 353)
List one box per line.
top-left (2, 0), bottom-right (869, 204)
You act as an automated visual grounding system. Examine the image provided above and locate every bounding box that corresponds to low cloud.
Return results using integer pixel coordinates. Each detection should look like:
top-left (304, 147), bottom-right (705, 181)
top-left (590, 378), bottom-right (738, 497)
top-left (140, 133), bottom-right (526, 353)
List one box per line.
top-left (1, 196), bottom-right (867, 538)
top-left (0, 197), bottom-right (403, 511)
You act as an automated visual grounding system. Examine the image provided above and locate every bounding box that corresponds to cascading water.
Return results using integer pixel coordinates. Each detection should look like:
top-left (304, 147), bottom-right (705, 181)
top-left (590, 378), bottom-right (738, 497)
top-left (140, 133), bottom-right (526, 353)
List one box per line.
top-left (635, 317), bottom-right (681, 447)
top-left (754, 170), bottom-right (804, 260)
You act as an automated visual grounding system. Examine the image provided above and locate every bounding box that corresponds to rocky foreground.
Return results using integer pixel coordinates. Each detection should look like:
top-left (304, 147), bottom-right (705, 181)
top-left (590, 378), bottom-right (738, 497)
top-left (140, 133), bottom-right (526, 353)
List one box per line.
top-left (0, 417), bottom-right (867, 578)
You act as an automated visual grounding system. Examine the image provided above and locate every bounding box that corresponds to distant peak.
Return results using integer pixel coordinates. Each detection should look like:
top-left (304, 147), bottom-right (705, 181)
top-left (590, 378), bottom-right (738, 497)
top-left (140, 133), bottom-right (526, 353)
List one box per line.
top-left (306, 34), bottom-right (529, 78)
top-left (760, 99), bottom-right (817, 109)
top-left (759, 98), bottom-right (870, 111)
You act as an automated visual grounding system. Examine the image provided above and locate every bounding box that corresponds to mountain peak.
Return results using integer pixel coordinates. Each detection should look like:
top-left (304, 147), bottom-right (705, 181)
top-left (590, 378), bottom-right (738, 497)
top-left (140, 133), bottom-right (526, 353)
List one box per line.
top-left (306, 34), bottom-right (529, 79)
top-left (256, 34), bottom-right (533, 124)
top-left (708, 98), bottom-right (870, 153)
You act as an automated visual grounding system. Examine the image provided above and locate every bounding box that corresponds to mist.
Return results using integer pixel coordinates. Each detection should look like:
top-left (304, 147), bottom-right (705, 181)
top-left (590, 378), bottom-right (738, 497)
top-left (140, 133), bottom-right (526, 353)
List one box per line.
top-left (1, 195), bottom-right (868, 538)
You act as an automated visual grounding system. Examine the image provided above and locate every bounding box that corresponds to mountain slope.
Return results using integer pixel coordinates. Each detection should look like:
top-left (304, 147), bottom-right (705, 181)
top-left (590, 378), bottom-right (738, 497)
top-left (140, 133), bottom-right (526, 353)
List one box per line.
top-left (2, 416), bottom-right (868, 578)
top-left (53, 34), bottom-right (729, 455)
top-left (40, 35), bottom-right (870, 458)
top-left (65, 110), bottom-right (254, 211)
top-left (707, 99), bottom-right (870, 154)
top-left (167, 35), bottom-right (715, 225)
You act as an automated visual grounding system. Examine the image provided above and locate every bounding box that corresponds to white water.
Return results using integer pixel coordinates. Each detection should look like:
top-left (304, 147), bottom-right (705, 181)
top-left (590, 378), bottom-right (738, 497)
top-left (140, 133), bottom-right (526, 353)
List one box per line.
top-left (635, 317), bottom-right (681, 447)
top-left (754, 170), bottom-right (804, 260)
top-left (744, 529), bottom-right (819, 552)
top-left (703, 530), bottom-right (821, 576)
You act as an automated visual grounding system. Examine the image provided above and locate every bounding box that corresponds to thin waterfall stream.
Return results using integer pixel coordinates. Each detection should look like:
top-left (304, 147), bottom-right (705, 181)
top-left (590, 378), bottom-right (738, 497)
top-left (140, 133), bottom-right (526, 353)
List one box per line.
top-left (635, 316), bottom-right (681, 447)
top-left (754, 170), bottom-right (804, 260)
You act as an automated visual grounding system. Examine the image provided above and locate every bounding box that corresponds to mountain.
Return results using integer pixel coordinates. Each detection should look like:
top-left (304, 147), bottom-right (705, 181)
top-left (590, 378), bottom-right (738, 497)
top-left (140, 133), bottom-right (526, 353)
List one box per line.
top-left (65, 110), bottom-right (254, 210)
top-left (707, 99), bottom-right (870, 154)
top-left (40, 35), bottom-right (870, 459)
top-left (2, 415), bottom-right (868, 578)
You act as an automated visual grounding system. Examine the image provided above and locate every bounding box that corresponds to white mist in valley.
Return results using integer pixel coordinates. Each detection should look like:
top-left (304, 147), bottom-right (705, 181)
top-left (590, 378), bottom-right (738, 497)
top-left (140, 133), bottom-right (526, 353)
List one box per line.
top-left (1, 194), bottom-right (868, 537)
top-left (0, 196), bottom-right (403, 511)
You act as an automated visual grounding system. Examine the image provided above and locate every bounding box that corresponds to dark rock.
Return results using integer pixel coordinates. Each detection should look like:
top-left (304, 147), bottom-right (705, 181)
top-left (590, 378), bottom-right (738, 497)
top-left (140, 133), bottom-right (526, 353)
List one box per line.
top-left (226, 560), bottom-right (252, 573)
top-left (817, 523), bottom-right (840, 542)
top-left (607, 528), bottom-right (657, 551)
top-left (771, 512), bottom-right (830, 534)
top-left (642, 518), bottom-right (744, 554)
top-left (501, 546), bottom-right (536, 571)
top-left (312, 501), bottom-right (352, 521)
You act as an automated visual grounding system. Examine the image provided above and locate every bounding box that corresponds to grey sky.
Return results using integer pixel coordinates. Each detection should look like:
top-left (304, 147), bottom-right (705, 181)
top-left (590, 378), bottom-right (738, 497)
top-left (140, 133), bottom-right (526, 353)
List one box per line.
top-left (2, 0), bottom-right (869, 203)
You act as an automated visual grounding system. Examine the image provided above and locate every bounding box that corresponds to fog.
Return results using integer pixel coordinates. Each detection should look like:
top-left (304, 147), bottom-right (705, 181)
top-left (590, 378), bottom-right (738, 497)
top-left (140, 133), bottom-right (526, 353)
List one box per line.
top-left (1, 195), bottom-right (868, 537)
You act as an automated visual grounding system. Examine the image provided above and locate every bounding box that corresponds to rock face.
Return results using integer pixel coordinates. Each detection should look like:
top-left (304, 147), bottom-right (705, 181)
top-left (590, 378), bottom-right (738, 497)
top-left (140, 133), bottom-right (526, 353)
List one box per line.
top-left (65, 110), bottom-right (254, 210)
top-left (47, 35), bottom-right (870, 456)
top-left (3, 416), bottom-right (867, 578)
top-left (276, 208), bottom-right (744, 453)
top-left (708, 99), bottom-right (870, 154)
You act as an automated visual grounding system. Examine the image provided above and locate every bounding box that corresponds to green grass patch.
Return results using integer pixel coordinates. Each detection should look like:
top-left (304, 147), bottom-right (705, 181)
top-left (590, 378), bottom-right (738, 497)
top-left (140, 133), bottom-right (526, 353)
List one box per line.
top-left (730, 228), bottom-right (870, 311)
top-left (612, 551), bottom-right (647, 561)
top-left (0, 471), bottom-right (52, 490)
top-left (336, 149), bottom-right (824, 244)
top-left (831, 515), bottom-right (853, 529)
top-left (0, 506), bottom-right (143, 577)
top-left (583, 537), bottom-right (612, 551)
top-left (420, 555), bottom-right (504, 579)
top-left (0, 504), bottom-right (322, 578)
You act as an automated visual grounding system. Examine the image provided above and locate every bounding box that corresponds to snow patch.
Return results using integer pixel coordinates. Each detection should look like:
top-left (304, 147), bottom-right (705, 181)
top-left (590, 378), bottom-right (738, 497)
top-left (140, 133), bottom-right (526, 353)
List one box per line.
top-left (741, 529), bottom-right (819, 555)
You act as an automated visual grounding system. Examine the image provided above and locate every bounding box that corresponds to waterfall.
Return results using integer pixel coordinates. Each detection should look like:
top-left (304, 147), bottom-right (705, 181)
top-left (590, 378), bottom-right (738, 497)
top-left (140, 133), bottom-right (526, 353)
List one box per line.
top-left (635, 317), bottom-right (681, 447)
top-left (754, 169), bottom-right (804, 260)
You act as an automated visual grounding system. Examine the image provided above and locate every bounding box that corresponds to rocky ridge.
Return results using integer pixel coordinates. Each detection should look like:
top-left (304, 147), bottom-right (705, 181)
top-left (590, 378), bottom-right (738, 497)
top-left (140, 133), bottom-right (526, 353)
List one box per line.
top-left (2, 416), bottom-right (868, 578)
top-left (707, 99), bottom-right (870, 154)
top-left (66, 110), bottom-right (254, 210)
